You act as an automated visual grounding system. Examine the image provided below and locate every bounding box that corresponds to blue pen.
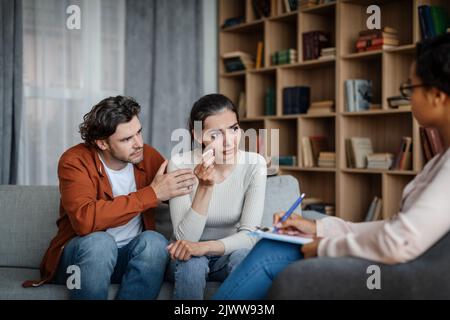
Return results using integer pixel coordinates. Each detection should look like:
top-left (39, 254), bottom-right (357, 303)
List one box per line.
top-left (274, 193), bottom-right (306, 233)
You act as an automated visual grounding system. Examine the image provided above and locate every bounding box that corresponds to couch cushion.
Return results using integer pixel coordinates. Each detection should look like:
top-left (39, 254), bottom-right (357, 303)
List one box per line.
top-left (0, 186), bottom-right (60, 269)
top-left (0, 267), bottom-right (220, 300)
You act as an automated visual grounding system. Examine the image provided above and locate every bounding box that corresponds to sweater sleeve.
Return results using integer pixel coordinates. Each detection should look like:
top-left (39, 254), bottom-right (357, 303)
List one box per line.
top-left (168, 158), bottom-right (207, 242)
top-left (218, 157), bottom-right (267, 255)
top-left (318, 158), bottom-right (450, 264)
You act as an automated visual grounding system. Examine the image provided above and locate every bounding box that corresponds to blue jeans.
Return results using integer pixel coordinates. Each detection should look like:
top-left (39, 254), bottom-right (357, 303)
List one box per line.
top-left (53, 230), bottom-right (169, 300)
top-left (212, 239), bottom-right (303, 300)
top-left (166, 248), bottom-right (250, 300)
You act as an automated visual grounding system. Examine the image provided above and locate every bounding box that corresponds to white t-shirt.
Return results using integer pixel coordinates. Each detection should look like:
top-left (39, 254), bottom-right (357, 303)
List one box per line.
top-left (99, 155), bottom-right (143, 248)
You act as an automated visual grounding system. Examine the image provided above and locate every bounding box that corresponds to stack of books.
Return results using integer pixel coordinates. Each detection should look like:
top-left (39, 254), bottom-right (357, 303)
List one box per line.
top-left (367, 153), bottom-right (395, 170)
top-left (345, 79), bottom-right (372, 112)
top-left (319, 47), bottom-right (336, 60)
top-left (318, 152), bottom-right (336, 168)
top-left (387, 96), bottom-right (411, 109)
top-left (302, 31), bottom-right (331, 61)
top-left (283, 86), bottom-right (310, 114)
top-left (307, 100), bottom-right (334, 114)
top-left (418, 5), bottom-right (450, 39)
top-left (420, 127), bottom-right (445, 163)
top-left (346, 137), bottom-right (373, 169)
top-left (222, 51), bottom-right (254, 72)
top-left (356, 27), bottom-right (399, 52)
top-left (272, 49), bottom-right (298, 65)
top-left (392, 137), bottom-right (413, 171)
top-left (364, 197), bottom-right (382, 222)
top-left (265, 87), bottom-right (276, 116)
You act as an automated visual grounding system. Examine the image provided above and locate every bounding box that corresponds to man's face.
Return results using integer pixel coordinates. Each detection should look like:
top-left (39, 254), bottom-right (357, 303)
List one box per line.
top-left (101, 116), bottom-right (144, 164)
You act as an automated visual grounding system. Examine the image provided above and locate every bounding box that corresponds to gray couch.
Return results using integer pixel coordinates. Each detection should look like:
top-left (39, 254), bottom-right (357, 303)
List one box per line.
top-left (1, 175), bottom-right (322, 300)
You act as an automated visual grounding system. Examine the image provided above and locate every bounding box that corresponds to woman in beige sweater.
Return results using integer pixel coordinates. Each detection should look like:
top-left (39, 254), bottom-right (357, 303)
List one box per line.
top-left (166, 94), bottom-right (267, 300)
top-left (213, 34), bottom-right (450, 300)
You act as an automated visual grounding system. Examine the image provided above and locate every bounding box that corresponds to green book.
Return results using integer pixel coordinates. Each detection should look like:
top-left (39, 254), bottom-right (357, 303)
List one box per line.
top-left (431, 6), bottom-right (449, 35)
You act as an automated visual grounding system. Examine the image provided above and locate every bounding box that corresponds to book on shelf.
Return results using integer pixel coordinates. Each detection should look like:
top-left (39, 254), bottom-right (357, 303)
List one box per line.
top-left (418, 5), bottom-right (450, 39)
top-left (309, 136), bottom-right (329, 166)
top-left (283, 86), bottom-right (310, 114)
top-left (302, 31), bottom-right (331, 61)
top-left (301, 197), bottom-right (323, 210)
top-left (319, 47), bottom-right (336, 60)
top-left (275, 155), bottom-right (298, 167)
top-left (252, 0), bottom-right (271, 19)
top-left (356, 27), bottom-right (399, 53)
top-left (222, 51), bottom-right (255, 72)
top-left (345, 80), bottom-right (372, 112)
top-left (301, 137), bottom-right (314, 168)
top-left (392, 137), bottom-right (412, 171)
top-left (265, 87), bottom-right (276, 116)
top-left (420, 127), bottom-right (445, 163)
top-left (307, 100), bottom-right (334, 114)
top-left (222, 16), bottom-right (245, 29)
top-left (238, 91), bottom-right (246, 119)
top-left (387, 96), bottom-right (411, 109)
top-left (364, 197), bottom-right (382, 222)
top-left (318, 152), bottom-right (336, 168)
top-left (346, 137), bottom-right (373, 169)
top-left (284, 0), bottom-right (299, 12)
top-left (255, 41), bottom-right (264, 69)
top-left (367, 153), bottom-right (395, 170)
top-left (272, 49), bottom-right (298, 65)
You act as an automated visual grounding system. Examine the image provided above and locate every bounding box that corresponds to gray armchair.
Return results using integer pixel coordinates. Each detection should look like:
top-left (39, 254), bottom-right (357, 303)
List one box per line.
top-left (267, 228), bottom-right (450, 299)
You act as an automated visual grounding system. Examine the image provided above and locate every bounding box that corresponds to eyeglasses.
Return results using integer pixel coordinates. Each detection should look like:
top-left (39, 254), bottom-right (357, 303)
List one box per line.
top-left (399, 82), bottom-right (426, 98)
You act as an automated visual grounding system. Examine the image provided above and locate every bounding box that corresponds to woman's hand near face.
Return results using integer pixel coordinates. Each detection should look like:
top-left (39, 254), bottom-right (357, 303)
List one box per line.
top-left (194, 148), bottom-right (216, 187)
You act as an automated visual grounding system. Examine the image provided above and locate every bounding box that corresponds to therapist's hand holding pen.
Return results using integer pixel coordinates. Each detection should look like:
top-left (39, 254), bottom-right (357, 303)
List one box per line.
top-left (273, 207), bottom-right (321, 259)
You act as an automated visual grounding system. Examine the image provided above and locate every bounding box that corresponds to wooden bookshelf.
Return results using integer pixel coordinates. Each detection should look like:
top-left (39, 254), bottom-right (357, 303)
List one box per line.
top-left (219, 0), bottom-right (450, 222)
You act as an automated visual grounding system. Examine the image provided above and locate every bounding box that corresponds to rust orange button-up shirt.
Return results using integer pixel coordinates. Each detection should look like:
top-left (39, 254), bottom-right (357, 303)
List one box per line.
top-left (23, 143), bottom-right (165, 287)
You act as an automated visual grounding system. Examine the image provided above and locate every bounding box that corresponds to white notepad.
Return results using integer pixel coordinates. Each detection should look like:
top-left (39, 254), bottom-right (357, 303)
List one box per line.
top-left (251, 229), bottom-right (314, 245)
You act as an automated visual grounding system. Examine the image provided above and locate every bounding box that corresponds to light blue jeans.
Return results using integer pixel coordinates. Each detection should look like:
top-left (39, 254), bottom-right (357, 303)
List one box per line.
top-left (166, 248), bottom-right (250, 300)
top-left (212, 239), bottom-right (303, 300)
top-left (53, 230), bottom-right (169, 300)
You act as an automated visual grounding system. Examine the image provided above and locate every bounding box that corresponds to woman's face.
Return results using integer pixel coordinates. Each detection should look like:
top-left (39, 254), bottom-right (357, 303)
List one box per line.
top-left (201, 109), bottom-right (241, 164)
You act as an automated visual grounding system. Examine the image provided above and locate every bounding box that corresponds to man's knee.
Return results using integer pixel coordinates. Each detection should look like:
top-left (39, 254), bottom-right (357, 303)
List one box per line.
top-left (73, 231), bottom-right (118, 261)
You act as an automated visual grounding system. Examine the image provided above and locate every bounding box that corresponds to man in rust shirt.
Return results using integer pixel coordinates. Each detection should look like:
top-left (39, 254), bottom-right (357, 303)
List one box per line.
top-left (23, 96), bottom-right (196, 299)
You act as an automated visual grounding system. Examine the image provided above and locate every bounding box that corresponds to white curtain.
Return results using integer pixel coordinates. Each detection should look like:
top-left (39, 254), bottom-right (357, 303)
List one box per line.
top-left (18, 0), bottom-right (125, 185)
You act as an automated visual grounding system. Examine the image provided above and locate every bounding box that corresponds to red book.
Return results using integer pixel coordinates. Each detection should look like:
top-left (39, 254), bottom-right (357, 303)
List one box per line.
top-left (420, 127), bottom-right (433, 162)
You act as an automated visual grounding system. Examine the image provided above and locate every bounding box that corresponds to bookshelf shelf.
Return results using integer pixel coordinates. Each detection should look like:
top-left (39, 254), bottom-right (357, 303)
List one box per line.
top-left (279, 166), bottom-right (337, 172)
top-left (220, 71), bottom-right (247, 77)
top-left (341, 108), bottom-right (411, 116)
top-left (301, 2), bottom-right (336, 13)
top-left (219, 0), bottom-right (447, 222)
top-left (342, 50), bottom-right (383, 60)
top-left (342, 168), bottom-right (417, 175)
top-left (221, 20), bottom-right (264, 33)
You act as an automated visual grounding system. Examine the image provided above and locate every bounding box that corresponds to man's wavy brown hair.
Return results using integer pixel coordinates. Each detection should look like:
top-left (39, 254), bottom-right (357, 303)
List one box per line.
top-left (79, 96), bottom-right (141, 147)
